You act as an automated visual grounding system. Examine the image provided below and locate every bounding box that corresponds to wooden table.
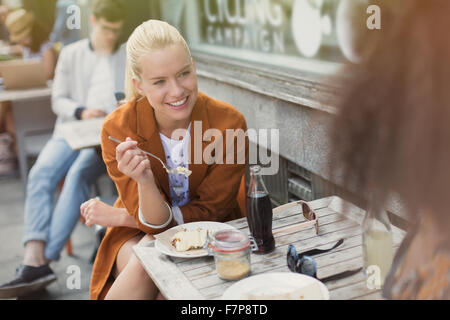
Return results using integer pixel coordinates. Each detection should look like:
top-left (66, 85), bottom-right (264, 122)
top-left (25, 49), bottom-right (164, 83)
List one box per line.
top-left (133, 196), bottom-right (406, 300)
top-left (0, 86), bottom-right (52, 102)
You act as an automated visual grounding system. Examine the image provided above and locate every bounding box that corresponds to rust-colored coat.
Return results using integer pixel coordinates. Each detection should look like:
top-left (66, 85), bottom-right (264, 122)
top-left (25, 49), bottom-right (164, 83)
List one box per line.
top-left (90, 92), bottom-right (248, 299)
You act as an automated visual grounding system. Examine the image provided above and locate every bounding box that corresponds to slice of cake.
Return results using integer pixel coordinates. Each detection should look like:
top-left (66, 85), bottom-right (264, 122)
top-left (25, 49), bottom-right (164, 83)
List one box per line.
top-left (171, 228), bottom-right (208, 252)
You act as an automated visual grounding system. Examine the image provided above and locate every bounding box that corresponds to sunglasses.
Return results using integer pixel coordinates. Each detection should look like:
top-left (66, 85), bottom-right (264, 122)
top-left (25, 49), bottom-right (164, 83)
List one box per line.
top-left (287, 239), bottom-right (344, 277)
top-left (273, 200), bottom-right (319, 235)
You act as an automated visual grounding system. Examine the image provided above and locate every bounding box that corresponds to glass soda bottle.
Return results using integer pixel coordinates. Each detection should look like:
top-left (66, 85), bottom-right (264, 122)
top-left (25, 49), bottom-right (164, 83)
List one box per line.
top-left (246, 165), bottom-right (275, 254)
top-left (362, 205), bottom-right (394, 287)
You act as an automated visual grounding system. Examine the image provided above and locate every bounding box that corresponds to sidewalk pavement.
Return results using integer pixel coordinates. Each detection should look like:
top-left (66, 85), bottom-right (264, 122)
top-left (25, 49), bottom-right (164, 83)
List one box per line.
top-left (0, 175), bottom-right (104, 300)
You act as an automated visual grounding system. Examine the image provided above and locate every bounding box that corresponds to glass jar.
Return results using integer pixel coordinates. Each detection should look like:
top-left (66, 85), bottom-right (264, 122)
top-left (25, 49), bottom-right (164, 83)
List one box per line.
top-left (210, 229), bottom-right (251, 281)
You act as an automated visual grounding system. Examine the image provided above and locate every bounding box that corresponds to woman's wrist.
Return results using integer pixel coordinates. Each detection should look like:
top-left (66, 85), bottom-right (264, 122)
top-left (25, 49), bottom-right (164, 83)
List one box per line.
top-left (137, 174), bottom-right (156, 188)
top-left (117, 208), bottom-right (138, 228)
top-left (138, 179), bottom-right (171, 226)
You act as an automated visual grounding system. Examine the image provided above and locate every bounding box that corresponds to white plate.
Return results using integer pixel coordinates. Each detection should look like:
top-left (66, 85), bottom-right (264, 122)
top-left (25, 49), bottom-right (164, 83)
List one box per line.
top-left (222, 272), bottom-right (330, 300)
top-left (154, 221), bottom-right (237, 258)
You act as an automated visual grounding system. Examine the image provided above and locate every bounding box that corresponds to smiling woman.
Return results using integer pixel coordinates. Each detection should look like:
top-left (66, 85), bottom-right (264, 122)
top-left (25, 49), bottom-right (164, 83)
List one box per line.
top-left (90, 20), bottom-right (249, 300)
top-left (133, 44), bottom-right (198, 133)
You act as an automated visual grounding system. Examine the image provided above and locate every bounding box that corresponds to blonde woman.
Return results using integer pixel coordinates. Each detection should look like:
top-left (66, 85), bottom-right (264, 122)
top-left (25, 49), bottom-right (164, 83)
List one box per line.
top-left (89, 20), bottom-right (248, 300)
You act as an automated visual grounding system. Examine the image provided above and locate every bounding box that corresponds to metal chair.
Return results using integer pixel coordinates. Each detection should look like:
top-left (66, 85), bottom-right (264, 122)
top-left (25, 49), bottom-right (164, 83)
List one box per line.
top-left (12, 96), bottom-right (55, 189)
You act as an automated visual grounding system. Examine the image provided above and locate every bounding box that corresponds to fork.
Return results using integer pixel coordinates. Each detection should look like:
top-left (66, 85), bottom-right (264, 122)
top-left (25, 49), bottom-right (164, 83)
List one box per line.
top-left (108, 136), bottom-right (182, 175)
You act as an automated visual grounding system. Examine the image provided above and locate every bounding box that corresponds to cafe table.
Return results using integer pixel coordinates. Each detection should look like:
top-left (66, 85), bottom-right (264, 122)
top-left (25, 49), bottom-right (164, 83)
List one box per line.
top-left (133, 196), bottom-right (406, 300)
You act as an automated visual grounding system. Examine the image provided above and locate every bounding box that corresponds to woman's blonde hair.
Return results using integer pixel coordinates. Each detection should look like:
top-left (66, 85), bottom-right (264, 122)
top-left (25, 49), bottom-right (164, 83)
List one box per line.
top-left (125, 20), bottom-right (191, 101)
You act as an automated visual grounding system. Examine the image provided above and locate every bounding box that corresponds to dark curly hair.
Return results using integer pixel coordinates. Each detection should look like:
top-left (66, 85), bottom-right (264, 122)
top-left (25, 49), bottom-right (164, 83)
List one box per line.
top-left (329, 0), bottom-right (450, 225)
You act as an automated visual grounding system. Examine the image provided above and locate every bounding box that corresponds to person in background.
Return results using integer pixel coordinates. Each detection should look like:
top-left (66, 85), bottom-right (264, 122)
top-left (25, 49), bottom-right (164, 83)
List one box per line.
top-left (0, 0), bottom-right (126, 299)
top-left (0, 3), bottom-right (11, 41)
top-left (21, 0), bottom-right (56, 33)
top-left (5, 8), bottom-right (57, 79)
top-left (0, 8), bottom-right (58, 177)
top-left (328, 0), bottom-right (449, 299)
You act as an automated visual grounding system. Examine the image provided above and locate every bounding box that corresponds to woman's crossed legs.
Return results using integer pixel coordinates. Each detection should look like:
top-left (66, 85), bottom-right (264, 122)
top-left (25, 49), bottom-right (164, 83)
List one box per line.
top-left (105, 233), bottom-right (165, 300)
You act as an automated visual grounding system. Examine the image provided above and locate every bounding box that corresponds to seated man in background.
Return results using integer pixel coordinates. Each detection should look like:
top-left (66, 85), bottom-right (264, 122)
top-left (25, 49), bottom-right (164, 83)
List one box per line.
top-left (0, 0), bottom-right (126, 299)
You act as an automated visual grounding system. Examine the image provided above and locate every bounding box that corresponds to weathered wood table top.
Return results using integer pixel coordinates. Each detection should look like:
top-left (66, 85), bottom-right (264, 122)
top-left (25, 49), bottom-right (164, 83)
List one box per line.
top-left (133, 196), bottom-right (406, 300)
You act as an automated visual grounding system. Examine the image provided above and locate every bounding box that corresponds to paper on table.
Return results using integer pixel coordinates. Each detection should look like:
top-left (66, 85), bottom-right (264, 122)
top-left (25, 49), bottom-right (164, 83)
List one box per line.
top-left (58, 118), bottom-right (105, 151)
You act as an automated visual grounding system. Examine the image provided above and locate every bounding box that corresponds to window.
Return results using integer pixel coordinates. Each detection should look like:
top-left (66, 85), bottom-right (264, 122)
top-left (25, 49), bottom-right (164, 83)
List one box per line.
top-left (160, 0), bottom-right (372, 75)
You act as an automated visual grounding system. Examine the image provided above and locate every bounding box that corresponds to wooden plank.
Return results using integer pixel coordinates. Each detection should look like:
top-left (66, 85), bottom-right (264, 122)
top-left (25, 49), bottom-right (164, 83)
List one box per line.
top-left (353, 291), bottom-right (384, 300)
top-left (133, 242), bottom-right (204, 300)
top-left (195, 234), bottom-right (402, 299)
top-left (200, 252), bottom-right (394, 300)
top-left (172, 207), bottom-right (343, 271)
top-left (224, 199), bottom-right (336, 230)
top-left (329, 196), bottom-right (408, 234)
top-left (176, 212), bottom-right (358, 272)
top-left (328, 196), bottom-right (365, 225)
top-left (189, 223), bottom-right (365, 290)
top-left (179, 215), bottom-right (361, 273)
top-left (186, 240), bottom-right (362, 285)
top-left (330, 279), bottom-right (381, 300)
top-left (174, 201), bottom-right (404, 274)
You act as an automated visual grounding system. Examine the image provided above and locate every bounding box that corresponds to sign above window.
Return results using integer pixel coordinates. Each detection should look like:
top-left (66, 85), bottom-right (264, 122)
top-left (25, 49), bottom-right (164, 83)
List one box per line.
top-left (162, 0), bottom-right (380, 73)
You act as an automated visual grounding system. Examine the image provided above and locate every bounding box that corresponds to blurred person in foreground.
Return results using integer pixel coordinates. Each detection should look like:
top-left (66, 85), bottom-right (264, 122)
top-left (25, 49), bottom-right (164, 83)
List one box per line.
top-left (329, 0), bottom-right (449, 299)
top-left (0, 0), bottom-right (126, 299)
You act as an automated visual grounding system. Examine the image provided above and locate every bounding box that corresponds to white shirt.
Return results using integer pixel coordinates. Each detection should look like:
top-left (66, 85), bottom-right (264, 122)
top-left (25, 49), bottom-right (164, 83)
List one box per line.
top-left (51, 39), bottom-right (126, 138)
top-left (85, 55), bottom-right (117, 114)
top-left (139, 124), bottom-right (191, 228)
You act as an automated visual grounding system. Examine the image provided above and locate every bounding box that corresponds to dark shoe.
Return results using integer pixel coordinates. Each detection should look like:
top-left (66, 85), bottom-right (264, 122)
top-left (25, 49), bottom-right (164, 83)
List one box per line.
top-left (0, 265), bottom-right (57, 299)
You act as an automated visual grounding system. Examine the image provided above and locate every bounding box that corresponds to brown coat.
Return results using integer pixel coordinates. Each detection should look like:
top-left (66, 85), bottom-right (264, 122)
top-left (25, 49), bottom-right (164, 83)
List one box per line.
top-left (90, 92), bottom-right (248, 299)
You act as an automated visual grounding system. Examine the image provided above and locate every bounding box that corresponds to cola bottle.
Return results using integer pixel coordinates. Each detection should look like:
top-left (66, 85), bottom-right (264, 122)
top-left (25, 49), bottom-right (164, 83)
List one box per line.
top-left (246, 165), bottom-right (275, 254)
